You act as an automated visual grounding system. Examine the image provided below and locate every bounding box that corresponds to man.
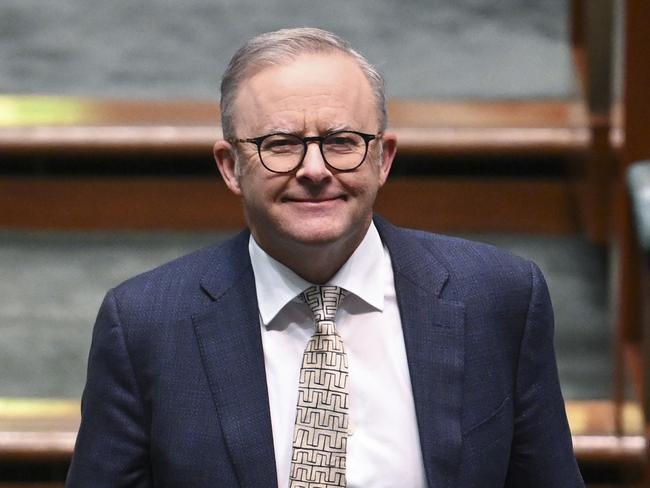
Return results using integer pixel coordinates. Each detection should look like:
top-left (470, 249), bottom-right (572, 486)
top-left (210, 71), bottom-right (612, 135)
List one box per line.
top-left (67, 28), bottom-right (584, 487)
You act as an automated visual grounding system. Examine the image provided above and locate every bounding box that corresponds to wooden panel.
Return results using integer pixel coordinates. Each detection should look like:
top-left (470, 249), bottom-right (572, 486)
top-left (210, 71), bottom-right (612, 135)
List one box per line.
top-left (0, 177), bottom-right (244, 231)
top-left (614, 0), bottom-right (650, 442)
top-left (387, 100), bottom-right (588, 128)
top-left (567, 400), bottom-right (642, 436)
top-left (573, 434), bottom-right (645, 464)
top-left (375, 178), bottom-right (579, 234)
top-left (0, 97), bottom-right (589, 130)
top-left (583, 0), bottom-right (614, 116)
top-left (392, 126), bottom-right (588, 157)
top-left (0, 398), bottom-right (642, 464)
top-left (0, 97), bottom-right (589, 158)
top-left (571, 0), bottom-right (587, 87)
top-left (641, 250), bottom-right (650, 425)
top-left (573, 0), bottom-right (616, 243)
top-left (580, 117), bottom-right (615, 242)
top-left (613, 179), bottom-right (642, 435)
top-left (624, 343), bottom-right (644, 403)
top-left (0, 176), bottom-right (579, 233)
top-left (0, 97), bottom-right (220, 126)
top-left (0, 399), bottom-right (78, 462)
top-left (623, 0), bottom-right (650, 166)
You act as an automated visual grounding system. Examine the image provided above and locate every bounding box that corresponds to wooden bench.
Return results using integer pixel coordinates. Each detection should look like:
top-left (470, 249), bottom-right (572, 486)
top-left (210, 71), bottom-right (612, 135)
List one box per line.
top-left (0, 399), bottom-right (78, 463)
top-left (0, 2), bottom-right (618, 238)
top-left (0, 1), bottom-right (630, 483)
top-left (0, 97), bottom-right (589, 157)
top-left (0, 398), bottom-right (642, 483)
top-left (610, 1), bottom-right (650, 486)
top-left (0, 96), bottom-right (590, 235)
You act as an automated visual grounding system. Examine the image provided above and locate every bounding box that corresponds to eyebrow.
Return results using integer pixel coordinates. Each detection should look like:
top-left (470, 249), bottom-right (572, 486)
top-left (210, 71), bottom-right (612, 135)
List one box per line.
top-left (258, 124), bottom-right (355, 136)
top-left (323, 123), bottom-right (353, 133)
top-left (261, 126), bottom-right (294, 134)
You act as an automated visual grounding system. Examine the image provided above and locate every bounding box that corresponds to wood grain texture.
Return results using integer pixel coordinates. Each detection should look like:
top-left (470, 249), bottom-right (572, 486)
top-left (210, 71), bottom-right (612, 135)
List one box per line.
top-left (613, 0), bottom-right (650, 453)
top-left (0, 399), bottom-right (78, 462)
top-left (0, 97), bottom-right (589, 157)
top-left (0, 398), bottom-right (641, 464)
top-left (0, 176), bottom-right (579, 233)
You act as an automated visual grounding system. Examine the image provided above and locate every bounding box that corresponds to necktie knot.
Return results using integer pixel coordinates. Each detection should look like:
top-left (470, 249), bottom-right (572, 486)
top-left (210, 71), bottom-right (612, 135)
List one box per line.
top-left (301, 285), bottom-right (348, 323)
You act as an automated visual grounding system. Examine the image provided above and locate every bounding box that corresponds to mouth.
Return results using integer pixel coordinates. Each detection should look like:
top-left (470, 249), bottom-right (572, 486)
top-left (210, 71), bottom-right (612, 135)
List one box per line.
top-left (282, 195), bottom-right (347, 204)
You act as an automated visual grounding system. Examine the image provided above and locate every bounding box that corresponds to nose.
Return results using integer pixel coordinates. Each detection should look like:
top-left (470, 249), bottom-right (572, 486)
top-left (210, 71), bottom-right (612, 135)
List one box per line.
top-left (295, 140), bottom-right (332, 183)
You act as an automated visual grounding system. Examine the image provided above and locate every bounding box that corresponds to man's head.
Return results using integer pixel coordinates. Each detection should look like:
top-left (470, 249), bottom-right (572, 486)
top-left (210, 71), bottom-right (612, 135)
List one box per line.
top-left (219, 27), bottom-right (388, 141)
top-left (214, 28), bottom-right (397, 282)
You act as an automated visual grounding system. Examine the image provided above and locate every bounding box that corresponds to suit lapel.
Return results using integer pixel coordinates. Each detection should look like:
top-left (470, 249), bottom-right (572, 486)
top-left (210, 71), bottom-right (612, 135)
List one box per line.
top-left (191, 222), bottom-right (465, 487)
top-left (193, 233), bottom-right (277, 488)
top-left (376, 217), bottom-right (465, 488)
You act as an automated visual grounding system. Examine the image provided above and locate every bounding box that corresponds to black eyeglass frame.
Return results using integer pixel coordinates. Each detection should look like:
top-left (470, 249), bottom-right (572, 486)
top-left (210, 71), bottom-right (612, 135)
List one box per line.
top-left (231, 130), bottom-right (381, 174)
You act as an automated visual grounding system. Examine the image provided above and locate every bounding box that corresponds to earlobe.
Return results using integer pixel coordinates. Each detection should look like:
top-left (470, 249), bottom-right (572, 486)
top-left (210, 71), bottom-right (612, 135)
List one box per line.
top-left (213, 140), bottom-right (242, 196)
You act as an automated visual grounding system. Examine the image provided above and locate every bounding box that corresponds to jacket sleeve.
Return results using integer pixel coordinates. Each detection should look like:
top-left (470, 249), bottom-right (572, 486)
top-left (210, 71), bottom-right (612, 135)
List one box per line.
top-left (504, 261), bottom-right (585, 487)
top-left (66, 290), bottom-right (152, 487)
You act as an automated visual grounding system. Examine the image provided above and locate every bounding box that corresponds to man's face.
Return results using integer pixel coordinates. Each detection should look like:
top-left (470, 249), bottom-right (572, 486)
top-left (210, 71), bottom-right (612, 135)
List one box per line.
top-left (215, 53), bottom-right (396, 258)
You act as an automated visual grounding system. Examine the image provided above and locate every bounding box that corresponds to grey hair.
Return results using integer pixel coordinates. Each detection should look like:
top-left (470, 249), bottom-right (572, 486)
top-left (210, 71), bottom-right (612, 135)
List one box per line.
top-left (220, 27), bottom-right (387, 140)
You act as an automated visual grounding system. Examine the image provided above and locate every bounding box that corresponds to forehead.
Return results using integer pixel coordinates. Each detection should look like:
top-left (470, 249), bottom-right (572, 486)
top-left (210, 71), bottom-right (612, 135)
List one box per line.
top-left (232, 53), bottom-right (377, 134)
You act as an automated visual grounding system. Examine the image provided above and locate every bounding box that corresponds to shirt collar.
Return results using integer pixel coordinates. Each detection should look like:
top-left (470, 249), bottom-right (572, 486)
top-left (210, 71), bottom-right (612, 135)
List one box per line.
top-left (249, 222), bottom-right (386, 326)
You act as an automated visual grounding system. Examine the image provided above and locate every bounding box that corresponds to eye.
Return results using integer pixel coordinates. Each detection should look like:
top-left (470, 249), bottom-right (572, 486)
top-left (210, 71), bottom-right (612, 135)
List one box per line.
top-left (261, 134), bottom-right (303, 154)
top-left (323, 132), bottom-right (363, 152)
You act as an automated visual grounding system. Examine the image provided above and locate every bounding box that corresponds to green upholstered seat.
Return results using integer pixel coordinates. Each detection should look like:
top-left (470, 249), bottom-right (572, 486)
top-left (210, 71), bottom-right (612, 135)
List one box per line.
top-left (628, 161), bottom-right (650, 252)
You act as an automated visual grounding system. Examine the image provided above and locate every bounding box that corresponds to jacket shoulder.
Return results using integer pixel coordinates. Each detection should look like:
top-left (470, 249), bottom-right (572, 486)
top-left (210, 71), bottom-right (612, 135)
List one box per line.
top-left (396, 227), bottom-right (541, 310)
top-left (404, 228), bottom-right (532, 275)
top-left (108, 230), bottom-right (250, 319)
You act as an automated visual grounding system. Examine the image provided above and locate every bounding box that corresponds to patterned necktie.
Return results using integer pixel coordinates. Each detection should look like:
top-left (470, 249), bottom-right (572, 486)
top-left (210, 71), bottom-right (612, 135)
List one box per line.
top-left (290, 285), bottom-right (349, 488)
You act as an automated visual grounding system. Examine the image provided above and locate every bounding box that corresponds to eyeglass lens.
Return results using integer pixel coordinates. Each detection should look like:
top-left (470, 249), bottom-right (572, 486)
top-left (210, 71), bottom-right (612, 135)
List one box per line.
top-left (259, 132), bottom-right (368, 172)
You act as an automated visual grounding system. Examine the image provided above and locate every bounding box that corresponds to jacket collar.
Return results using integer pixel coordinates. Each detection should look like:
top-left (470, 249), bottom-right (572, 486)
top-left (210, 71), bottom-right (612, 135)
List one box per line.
top-left (195, 219), bottom-right (465, 488)
top-left (375, 216), bottom-right (465, 488)
top-left (194, 229), bottom-right (278, 487)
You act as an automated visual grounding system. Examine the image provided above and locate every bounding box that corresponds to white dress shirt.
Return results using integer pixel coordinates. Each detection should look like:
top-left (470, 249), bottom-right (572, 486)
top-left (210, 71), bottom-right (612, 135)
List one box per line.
top-left (249, 223), bottom-right (427, 488)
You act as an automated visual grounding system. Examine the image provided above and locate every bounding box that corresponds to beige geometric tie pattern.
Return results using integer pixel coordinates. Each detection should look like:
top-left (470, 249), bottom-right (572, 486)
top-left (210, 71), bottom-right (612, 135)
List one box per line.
top-left (289, 285), bottom-right (349, 488)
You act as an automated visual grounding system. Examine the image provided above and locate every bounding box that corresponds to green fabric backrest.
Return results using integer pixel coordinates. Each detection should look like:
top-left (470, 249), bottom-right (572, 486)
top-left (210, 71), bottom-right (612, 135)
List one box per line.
top-left (628, 161), bottom-right (650, 252)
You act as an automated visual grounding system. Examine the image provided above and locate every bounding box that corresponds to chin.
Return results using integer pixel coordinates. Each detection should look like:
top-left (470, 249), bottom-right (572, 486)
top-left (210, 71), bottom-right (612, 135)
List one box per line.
top-left (288, 229), bottom-right (345, 247)
top-left (281, 220), bottom-right (351, 246)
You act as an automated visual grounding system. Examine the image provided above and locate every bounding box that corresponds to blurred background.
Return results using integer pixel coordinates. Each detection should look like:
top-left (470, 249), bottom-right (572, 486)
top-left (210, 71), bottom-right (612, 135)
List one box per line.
top-left (2, 0), bottom-right (649, 486)
top-left (1, 0), bottom-right (573, 99)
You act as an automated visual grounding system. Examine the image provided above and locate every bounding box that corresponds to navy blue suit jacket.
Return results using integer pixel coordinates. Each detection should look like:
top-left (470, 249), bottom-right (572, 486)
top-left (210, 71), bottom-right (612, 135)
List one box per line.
top-left (67, 217), bottom-right (583, 487)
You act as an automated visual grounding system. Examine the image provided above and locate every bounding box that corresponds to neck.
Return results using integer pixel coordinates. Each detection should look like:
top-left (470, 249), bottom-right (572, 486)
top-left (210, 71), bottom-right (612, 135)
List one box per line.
top-left (286, 244), bottom-right (354, 284)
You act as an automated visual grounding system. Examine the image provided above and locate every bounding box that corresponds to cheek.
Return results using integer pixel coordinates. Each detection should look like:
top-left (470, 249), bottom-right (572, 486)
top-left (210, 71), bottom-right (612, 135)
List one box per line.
top-left (237, 153), bottom-right (260, 178)
top-left (238, 172), bottom-right (287, 209)
top-left (339, 169), bottom-right (381, 197)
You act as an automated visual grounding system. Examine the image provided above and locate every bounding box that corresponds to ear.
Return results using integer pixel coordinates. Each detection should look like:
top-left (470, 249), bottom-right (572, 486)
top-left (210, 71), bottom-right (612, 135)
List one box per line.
top-left (377, 132), bottom-right (397, 187)
top-left (213, 140), bottom-right (242, 196)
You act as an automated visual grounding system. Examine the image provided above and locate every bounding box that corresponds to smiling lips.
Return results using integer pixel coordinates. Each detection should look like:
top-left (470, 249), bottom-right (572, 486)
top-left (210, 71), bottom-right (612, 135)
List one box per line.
top-left (283, 195), bottom-right (347, 204)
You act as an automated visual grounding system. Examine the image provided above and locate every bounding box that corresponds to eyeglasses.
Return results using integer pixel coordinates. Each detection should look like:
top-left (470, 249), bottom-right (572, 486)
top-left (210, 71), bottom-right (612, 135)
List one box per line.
top-left (232, 130), bottom-right (381, 173)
